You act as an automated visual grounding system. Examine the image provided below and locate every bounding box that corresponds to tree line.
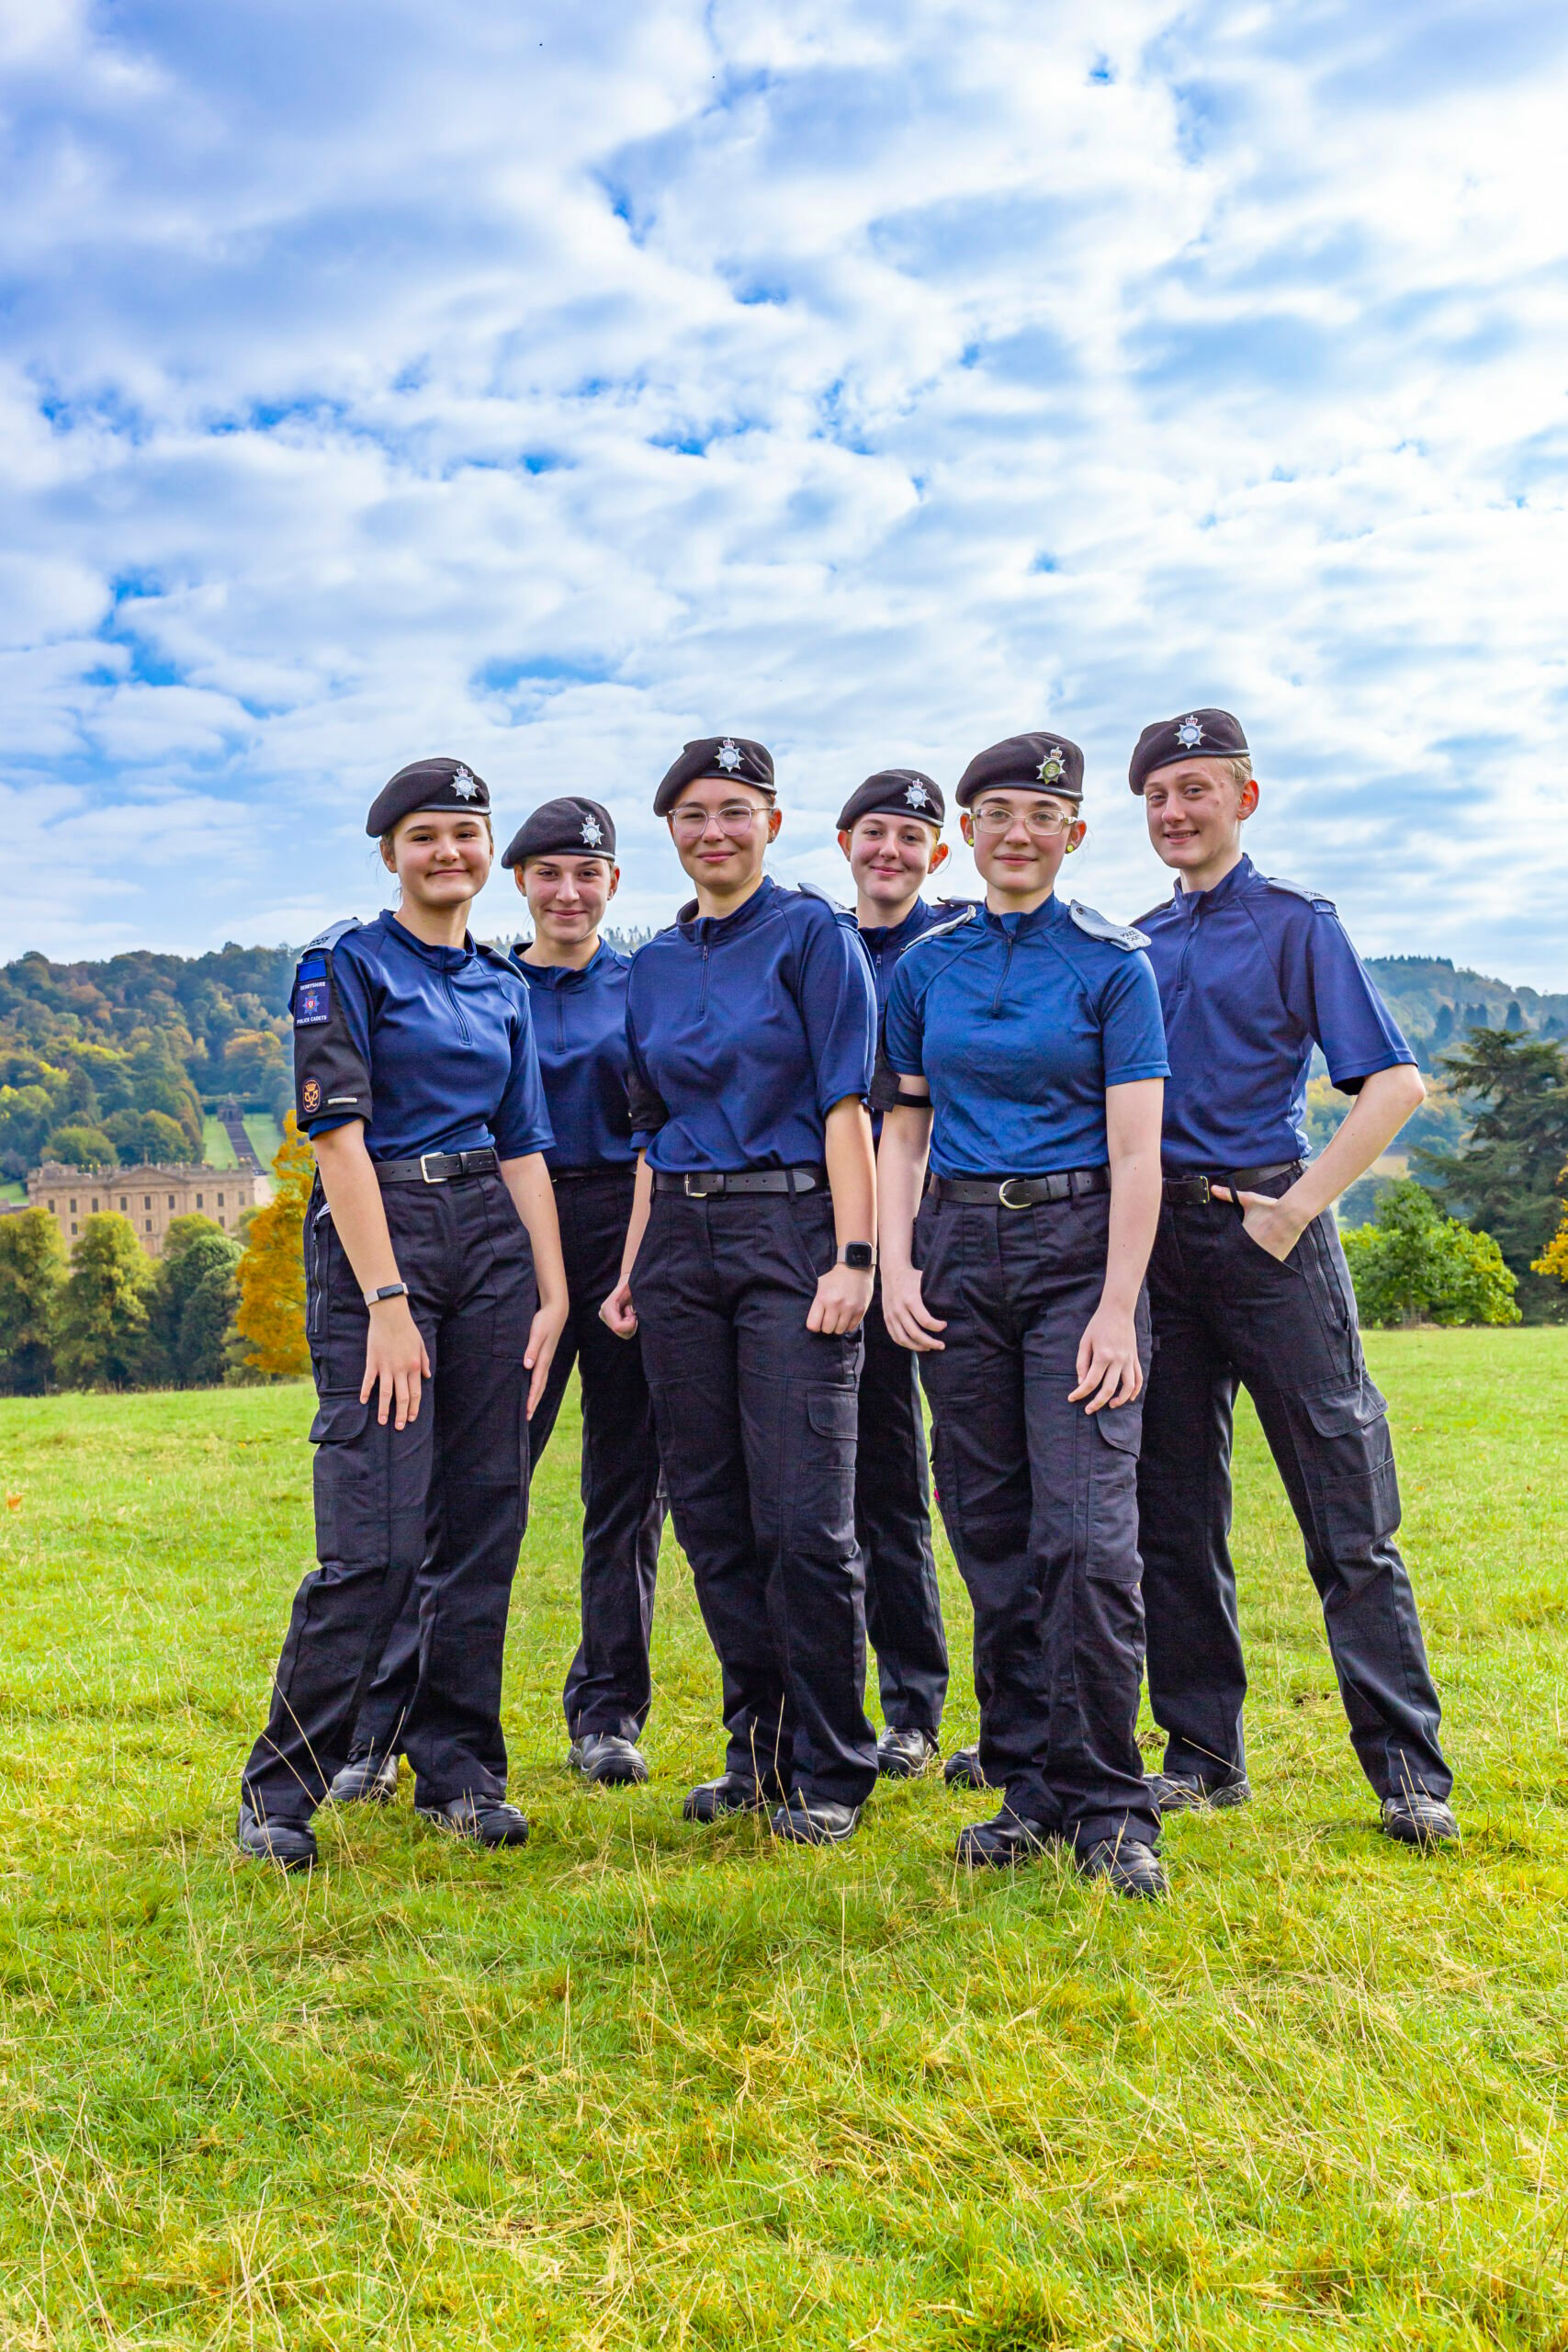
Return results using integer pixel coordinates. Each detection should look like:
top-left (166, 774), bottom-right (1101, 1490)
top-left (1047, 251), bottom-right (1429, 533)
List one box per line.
top-left (1, 1029), bottom-right (1566, 1392)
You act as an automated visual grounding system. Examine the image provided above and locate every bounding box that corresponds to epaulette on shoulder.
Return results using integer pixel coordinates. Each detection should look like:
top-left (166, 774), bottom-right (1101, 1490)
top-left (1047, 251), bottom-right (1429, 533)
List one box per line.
top-left (473, 938), bottom-right (523, 973)
top-left (1262, 875), bottom-right (1337, 912)
top-left (904, 904), bottom-right (978, 955)
top-left (1068, 900), bottom-right (1149, 951)
top-left (792, 879), bottom-right (862, 935)
top-left (300, 916), bottom-right (361, 957)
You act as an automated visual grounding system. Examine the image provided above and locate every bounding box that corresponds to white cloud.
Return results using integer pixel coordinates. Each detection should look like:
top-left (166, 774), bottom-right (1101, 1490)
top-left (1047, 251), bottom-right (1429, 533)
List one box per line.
top-left (0, 0), bottom-right (1565, 980)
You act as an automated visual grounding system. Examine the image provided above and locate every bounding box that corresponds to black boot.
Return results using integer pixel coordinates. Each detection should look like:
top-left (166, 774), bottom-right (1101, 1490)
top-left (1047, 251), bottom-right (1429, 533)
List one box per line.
top-left (682, 1774), bottom-right (779, 1823)
top-left (236, 1803), bottom-right (317, 1871)
top-left (876, 1727), bottom-right (939, 1780)
top-left (942, 1746), bottom-right (988, 1790)
top-left (953, 1808), bottom-right (1055, 1868)
top-left (1381, 1792), bottom-right (1459, 1848)
top-left (416, 1795), bottom-right (530, 1848)
top-left (771, 1794), bottom-right (862, 1846)
top-left (327, 1753), bottom-right (400, 1804)
top-left (569, 1732), bottom-right (649, 1787)
top-left (1077, 1838), bottom-right (1167, 1899)
top-left (1146, 1769), bottom-right (1251, 1814)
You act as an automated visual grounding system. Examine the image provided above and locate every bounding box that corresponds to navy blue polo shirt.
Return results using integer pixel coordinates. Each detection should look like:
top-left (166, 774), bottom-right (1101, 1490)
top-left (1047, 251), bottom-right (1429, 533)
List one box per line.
top-left (1136, 854), bottom-right (1415, 1172)
top-left (860, 898), bottom-right (972, 1140)
top-left (884, 895), bottom-right (1168, 1177)
top-left (512, 941), bottom-right (636, 1172)
top-left (291, 910), bottom-right (554, 1163)
top-left (626, 876), bottom-right (876, 1173)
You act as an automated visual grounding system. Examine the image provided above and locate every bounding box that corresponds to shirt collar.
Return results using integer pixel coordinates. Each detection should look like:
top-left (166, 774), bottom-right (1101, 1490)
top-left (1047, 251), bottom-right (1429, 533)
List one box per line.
top-left (860, 899), bottom-right (931, 953)
top-left (675, 874), bottom-right (778, 944)
top-left (514, 939), bottom-right (609, 989)
top-left (1174, 853), bottom-right (1255, 914)
top-left (983, 893), bottom-right (1066, 941)
top-left (382, 909), bottom-right (475, 972)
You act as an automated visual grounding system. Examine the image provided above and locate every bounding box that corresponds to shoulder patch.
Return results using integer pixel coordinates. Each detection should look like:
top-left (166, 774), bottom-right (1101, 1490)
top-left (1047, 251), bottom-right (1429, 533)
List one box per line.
top-left (1262, 875), bottom-right (1337, 912)
top-left (1068, 900), bottom-right (1150, 951)
top-left (301, 916), bottom-right (362, 956)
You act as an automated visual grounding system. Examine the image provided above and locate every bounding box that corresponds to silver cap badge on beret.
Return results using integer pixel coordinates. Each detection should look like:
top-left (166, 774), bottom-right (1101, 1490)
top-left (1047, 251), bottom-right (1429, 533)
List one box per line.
top-left (451, 767), bottom-right (479, 799)
top-left (580, 812), bottom-right (604, 846)
top-left (903, 781), bottom-right (931, 808)
top-left (1175, 717), bottom-right (1204, 750)
top-left (1036, 746), bottom-right (1066, 785)
top-left (716, 739), bottom-right (741, 773)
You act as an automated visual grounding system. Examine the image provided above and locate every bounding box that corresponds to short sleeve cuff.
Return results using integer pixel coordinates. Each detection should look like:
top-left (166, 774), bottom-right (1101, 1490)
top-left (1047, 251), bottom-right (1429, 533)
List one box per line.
top-left (1103, 1058), bottom-right (1171, 1085)
top-left (1325, 1046), bottom-right (1416, 1090)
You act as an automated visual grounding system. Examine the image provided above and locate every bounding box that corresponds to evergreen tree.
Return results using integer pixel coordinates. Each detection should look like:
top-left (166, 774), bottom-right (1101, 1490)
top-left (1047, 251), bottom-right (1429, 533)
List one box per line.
top-left (1342, 1180), bottom-right (1519, 1328)
top-left (149, 1215), bottom-right (242, 1385)
top-left (0, 1208), bottom-right (67, 1394)
top-left (1416, 1029), bottom-right (1568, 1322)
top-left (232, 1114), bottom-right (313, 1378)
top-left (54, 1214), bottom-right (156, 1388)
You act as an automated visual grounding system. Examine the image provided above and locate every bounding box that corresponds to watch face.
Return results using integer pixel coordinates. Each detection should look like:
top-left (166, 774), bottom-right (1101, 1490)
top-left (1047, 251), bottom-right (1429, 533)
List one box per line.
top-left (842, 1242), bottom-right (874, 1270)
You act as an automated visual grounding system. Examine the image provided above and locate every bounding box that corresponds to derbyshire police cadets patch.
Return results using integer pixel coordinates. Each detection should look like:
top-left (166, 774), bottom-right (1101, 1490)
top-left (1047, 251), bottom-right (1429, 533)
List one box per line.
top-left (294, 959), bottom-right (331, 1025)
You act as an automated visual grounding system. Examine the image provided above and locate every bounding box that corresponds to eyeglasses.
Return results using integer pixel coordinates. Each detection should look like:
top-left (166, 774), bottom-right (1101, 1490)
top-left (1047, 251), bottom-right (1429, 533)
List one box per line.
top-left (670, 803), bottom-right (769, 838)
top-left (970, 800), bottom-right (1078, 838)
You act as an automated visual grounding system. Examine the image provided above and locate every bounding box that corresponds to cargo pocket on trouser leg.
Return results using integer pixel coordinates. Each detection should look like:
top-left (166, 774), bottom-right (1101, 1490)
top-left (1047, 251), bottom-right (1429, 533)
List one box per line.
top-left (1061, 1400), bottom-right (1154, 1845)
top-left (780, 1381), bottom-right (872, 1798)
top-left (310, 1393), bottom-right (382, 1566)
top-left (1086, 1405), bottom-right (1145, 1588)
top-left (1299, 1382), bottom-right (1402, 1579)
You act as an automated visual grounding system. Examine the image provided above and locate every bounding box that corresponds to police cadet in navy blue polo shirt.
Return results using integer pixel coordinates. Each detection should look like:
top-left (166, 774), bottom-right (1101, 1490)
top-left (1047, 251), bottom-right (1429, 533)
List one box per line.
top-left (600, 737), bottom-right (882, 1846)
top-left (877, 734), bottom-right (1170, 1898)
top-left (333, 796), bottom-right (666, 1801)
top-left (236, 758), bottom-right (569, 1871)
top-left (832, 766), bottom-right (960, 1779)
top-left (1129, 708), bottom-right (1457, 1848)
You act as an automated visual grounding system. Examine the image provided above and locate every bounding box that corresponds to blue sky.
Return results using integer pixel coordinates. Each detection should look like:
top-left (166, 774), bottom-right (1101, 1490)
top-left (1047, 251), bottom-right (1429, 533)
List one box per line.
top-left (3, 0), bottom-right (1567, 981)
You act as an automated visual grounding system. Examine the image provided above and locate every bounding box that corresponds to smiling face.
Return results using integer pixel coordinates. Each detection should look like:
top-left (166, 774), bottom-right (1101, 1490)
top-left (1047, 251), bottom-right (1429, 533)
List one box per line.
top-left (959, 788), bottom-right (1086, 910)
top-left (517, 851), bottom-right (617, 946)
top-left (667, 775), bottom-right (780, 895)
top-left (381, 808), bottom-right (492, 914)
top-left (1141, 756), bottom-right (1258, 877)
top-left (839, 812), bottom-right (949, 913)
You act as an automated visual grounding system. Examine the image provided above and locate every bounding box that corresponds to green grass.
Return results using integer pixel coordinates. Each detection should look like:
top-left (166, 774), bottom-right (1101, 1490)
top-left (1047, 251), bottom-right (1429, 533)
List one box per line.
top-left (1, 1332), bottom-right (1566, 2349)
top-left (242, 1114), bottom-right (283, 1170)
top-left (198, 1116), bottom-right (238, 1170)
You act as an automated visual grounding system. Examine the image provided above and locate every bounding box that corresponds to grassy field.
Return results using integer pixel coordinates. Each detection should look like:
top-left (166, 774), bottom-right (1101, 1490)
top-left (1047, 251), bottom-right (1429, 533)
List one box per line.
top-left (1, 1332), bottom-right (1566, 2350)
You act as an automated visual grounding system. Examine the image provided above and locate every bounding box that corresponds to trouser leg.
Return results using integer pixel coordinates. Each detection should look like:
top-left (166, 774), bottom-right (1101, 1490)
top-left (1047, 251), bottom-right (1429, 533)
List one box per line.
top-left (1191, 1193), bottom-right (1451, 1802)
top-left (241, 1187), bottom-right (440, 1822)
top-left (1016, 1202), bottom-right (1159, 1852)
top-left (914, 1204), bottom-right (1053, 1821)
top-left (400, 1175), bottom-right (536, 1808)
top-left (1138, 1214), bottom-right (1248, 1781)
top-left (557, 1177), bottom-right (665, 1741)
top-left (634, 1196), bottom-right (794, 1792)
top-left (855, 1285), bottom-right (948, 1736)
top-left (727, 1193), bottom-right (877, 1810)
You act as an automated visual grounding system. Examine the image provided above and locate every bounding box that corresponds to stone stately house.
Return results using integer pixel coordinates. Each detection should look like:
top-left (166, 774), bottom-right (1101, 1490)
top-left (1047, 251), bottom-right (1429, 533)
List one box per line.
top-left (26, 1161), bottom-right (270, 1259)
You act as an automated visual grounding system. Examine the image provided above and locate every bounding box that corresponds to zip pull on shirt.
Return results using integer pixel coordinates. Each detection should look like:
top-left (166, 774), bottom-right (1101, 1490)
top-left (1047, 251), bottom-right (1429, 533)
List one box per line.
top-left (1135, 854), bottom-right (1415, 1172)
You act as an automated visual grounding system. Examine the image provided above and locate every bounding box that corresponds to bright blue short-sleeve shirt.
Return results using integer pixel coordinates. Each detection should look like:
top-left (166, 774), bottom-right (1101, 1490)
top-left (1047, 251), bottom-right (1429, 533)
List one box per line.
top-left (511, 942), bottom-right (636, 1171)
top-left (859, 897), bottom-right (973, 1143)
top-left (883, 895), bottom-right (1168, 1176)
top-left (625, 876), bottom-right (876, 1173)
top-left (1135, 854), bottom-right (1415, 1171)
top-left (291, 910), bottom-right (554, 1163)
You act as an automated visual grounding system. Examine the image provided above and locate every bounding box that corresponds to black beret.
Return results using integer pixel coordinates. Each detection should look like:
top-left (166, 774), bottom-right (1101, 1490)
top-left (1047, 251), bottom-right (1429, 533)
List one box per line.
top-left (955, 733), bottom-right (1084, 808)
top-left (836, 768), bottom-right (944, 832)
top-left (501, 796), bottom-right (615, 868)
top-left (1128, 708), bottom-right (1248, 794)
top-left (653, 736), bottom-right (774, 817)
top-left (366, 756), bottom-right (491, 837)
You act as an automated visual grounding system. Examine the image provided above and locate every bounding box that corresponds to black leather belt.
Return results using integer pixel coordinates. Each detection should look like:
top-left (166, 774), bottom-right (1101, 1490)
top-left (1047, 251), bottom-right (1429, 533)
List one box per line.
top-left (1162, 1160), bottom-right (1302, 1206)
top-left (551, 1164), bottom-right (636, 1187)
top-left (375, 1147), bottom-right (499, 1184)
top-left (929, 1168), bottom-right (1111, 1208)
top-left (653, 1166), bottom-right (826, 1198)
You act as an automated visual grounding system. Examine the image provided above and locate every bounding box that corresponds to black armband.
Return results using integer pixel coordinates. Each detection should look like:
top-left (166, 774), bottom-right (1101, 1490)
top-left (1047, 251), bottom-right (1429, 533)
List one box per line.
top-left (626, 1070), bottom-right (671, 1135)
top-left (292, 948), bottom-right (371, 1130)
top-left (869, 1050), bottom-right (927, 1115)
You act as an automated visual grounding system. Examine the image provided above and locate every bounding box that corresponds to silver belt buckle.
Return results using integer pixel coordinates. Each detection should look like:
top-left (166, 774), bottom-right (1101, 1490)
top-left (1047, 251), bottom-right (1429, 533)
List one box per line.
top-left (419, 1152), bottom-right (449, 1183)
top-left (683, 1172), bottom-right (716, 1198)
top-left (997, 1176), bottom-right (1034, 1211)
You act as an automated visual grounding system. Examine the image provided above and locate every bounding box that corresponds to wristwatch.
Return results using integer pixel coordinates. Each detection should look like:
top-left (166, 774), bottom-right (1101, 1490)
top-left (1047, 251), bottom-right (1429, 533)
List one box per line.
top-left (837, 1243), bottom-right (876, 1272)
top-left (365, 1282), bottom-right (411, 1307)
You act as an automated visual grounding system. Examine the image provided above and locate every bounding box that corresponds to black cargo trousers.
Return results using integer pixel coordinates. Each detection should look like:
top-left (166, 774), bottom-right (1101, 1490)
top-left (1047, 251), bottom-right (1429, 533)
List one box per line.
top-left (240, 1167), bottom-right (536, 1826)
top-left (631, 1180), bottom-right (880, 1811)
top-left (351, 1166), bottom-right (664, 1757)
top-left (856, 1284), bottom-right (950, 1739)
top-left (912, 1188), bottom-right (1161, 1853)
top-left (1137, 1170), bottom-right (1450, 1803)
